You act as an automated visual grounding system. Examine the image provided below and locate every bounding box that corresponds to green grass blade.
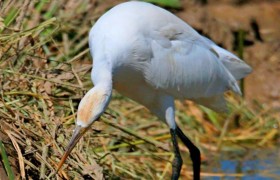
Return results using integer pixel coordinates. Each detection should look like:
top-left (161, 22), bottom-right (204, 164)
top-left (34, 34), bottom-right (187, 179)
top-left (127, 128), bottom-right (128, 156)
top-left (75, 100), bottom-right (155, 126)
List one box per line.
top-left (43, 1), bottom-right (58, 19)
top-left (3, 8), bottom-right (20, 27)
top-left (0, 140), bottom-right (15, 180)
top-left (143, 0), bottom-right (182, 9)
top-left (35, 0), bottom-right (49, 12)
top-left (200, 106), bottom-right (221, 130)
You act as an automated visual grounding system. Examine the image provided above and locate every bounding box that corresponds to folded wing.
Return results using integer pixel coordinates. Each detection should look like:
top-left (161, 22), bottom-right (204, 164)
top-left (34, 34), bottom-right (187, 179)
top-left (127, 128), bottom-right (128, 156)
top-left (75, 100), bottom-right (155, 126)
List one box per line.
top-left (144, 28), bottom-right (252, 112)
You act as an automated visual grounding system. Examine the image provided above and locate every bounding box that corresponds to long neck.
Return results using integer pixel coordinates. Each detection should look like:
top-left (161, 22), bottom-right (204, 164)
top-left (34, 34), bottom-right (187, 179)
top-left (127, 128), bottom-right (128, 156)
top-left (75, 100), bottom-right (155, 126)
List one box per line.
top-left (91, 56), bottom-right (113, 90)
top-left (90, 40), bottom-right (114, 99)
top-left (76, 64), bottom-right (112, 127)
top-left (92, 67), bottom-right (113, 98)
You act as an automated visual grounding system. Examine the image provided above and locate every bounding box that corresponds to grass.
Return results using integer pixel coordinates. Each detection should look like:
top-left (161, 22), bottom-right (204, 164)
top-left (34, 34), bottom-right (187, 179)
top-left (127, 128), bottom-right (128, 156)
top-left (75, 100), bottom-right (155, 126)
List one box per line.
top-left (0, 140), bottom-right (15, 180)
top-left (0, 0), bottom-right (279, 179)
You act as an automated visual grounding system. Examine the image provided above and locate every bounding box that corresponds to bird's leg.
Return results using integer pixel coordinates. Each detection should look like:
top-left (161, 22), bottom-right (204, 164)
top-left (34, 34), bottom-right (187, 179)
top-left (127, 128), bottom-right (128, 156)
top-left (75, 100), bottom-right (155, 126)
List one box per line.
top-left (170, 128), bottom-right (183, 180)
top-left (176, 126), bottom-right (201, 180)
top-left (148, 95), bottom-right (187, 179)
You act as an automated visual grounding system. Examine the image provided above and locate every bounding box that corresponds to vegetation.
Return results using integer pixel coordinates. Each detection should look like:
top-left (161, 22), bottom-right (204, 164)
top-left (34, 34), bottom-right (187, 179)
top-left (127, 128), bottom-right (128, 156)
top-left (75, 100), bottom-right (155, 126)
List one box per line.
top-left (0, 0), bottom-right (279, 179)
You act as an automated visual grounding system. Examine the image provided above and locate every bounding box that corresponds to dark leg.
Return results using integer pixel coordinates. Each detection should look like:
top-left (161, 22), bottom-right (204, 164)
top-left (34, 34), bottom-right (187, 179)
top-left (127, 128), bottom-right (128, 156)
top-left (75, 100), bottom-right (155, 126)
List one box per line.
top-left (176, 126), bottom-right (201, 180)
top-left (170, 128), bottom-right (183, 180)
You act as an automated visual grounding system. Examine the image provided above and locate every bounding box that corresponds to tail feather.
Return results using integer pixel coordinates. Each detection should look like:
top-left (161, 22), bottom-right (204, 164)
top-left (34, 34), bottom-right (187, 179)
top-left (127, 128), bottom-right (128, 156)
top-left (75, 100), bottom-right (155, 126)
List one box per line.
top-left (192, 37), bottom-right (253, 112)
top-left (212, 46), bottom-right (252, 80)
top-left (223, 66), bottom-right (242, 95)
top-left (202, 36), bottom-right (252, 80)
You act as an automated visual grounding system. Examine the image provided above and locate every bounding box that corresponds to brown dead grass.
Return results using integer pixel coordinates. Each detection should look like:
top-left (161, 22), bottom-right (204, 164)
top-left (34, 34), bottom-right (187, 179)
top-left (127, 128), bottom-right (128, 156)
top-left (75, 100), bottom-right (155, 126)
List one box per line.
top-left (0, 0), bottom-right (279, 179)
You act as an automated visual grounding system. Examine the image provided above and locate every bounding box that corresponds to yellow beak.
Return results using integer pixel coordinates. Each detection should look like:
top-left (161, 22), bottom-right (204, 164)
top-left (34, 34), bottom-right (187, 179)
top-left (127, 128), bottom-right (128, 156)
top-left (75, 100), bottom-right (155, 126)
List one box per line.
top-left (56, 125), bottom-right (89, 172)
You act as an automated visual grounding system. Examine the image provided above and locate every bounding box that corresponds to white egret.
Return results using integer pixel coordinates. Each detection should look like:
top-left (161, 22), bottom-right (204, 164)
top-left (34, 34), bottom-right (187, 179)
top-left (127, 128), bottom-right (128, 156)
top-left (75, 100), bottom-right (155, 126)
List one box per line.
top-left (57, 1), bottom-right (252, 179)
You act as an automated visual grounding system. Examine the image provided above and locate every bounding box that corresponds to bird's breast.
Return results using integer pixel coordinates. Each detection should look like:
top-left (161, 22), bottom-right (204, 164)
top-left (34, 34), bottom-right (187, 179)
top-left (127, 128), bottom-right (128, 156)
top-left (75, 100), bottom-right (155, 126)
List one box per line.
top-left (112, 63), bottom-right (158, 108)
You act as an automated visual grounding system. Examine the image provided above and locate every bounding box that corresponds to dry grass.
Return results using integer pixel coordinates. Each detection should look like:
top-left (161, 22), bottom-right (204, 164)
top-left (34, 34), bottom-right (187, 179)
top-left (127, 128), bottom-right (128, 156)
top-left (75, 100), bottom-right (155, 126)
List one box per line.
top-left (0, 0), bottom-right (279, 179)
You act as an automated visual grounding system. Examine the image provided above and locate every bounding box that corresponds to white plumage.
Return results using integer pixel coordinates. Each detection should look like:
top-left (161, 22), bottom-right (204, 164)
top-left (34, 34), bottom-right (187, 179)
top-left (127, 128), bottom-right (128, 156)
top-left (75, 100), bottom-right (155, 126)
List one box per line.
top-left (89, 1), bottom-right (251, 114)
top-left (57, 2), bottom-right (252, 179)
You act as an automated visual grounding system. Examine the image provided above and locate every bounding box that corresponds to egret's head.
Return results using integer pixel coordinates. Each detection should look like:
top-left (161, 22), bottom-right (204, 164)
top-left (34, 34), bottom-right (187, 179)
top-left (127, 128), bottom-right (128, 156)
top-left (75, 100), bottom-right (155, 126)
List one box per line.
top-left (57, 86), bottom-right (111, 172)
top-left (77, 87), bottom-right (111, 127)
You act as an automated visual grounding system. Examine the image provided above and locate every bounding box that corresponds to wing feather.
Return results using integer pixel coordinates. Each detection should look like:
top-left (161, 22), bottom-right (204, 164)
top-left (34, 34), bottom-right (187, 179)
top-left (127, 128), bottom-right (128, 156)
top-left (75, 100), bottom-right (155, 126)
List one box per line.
top-left (144, 34), bottom-right (241, 100)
